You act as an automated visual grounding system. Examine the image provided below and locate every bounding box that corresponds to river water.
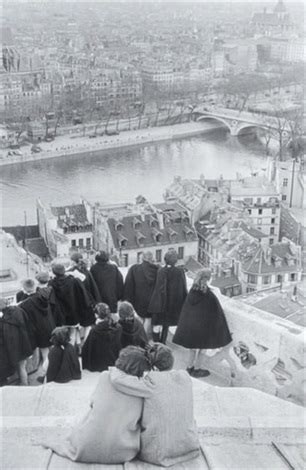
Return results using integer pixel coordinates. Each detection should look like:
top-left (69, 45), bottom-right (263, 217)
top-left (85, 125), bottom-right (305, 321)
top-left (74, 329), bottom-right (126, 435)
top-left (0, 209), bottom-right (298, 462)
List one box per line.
top-left (0, 129), bottom-right (268, 226)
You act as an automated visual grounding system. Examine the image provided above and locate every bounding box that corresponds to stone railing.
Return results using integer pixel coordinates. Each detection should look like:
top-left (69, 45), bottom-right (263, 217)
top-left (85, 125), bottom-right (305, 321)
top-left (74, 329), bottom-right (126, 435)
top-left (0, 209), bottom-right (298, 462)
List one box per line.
top-left (170, 288), bottom-right (305, 407)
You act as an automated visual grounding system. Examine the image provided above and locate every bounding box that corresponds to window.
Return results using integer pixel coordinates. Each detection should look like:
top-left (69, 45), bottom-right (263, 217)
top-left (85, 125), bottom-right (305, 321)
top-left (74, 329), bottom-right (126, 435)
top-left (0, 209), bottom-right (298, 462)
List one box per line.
top-left (244, 198), bottom-right (253, 205)
top-left (272, 208), bottom-right (276, 214)
top-left (247, 274), bottom-right (257, 284)
top-left (86, 237), bottom-right (91, 248)
top-left (269, 238), bottom-right (274, 245)
top-left (282, 195), bottom-right (287, 201)
top-left (290, 273), bottom-right (296, 282)
top-left (248, 209), bottom-right (252, 215)
top-left (263, 275), bottom-right (271, 285)
top-left (156, 249), bottom-right (162, 263)
top-left (79, 239), bottom-right (84, 248)
top-left (277, 274), bottom-right (283, 283)
top-left (283, 178), bottom-right (288, 187)
top-left (137, 252), bottom-right (143, 263)
top-left (122, 254), bottom-right (129, 267)
top-left (270, 227), bottom-right (275, 235)
top-left (256, 198), bottom-right (262, 205)
top-left (178, 246), bottom-right (184, 260)
top-left (271, 218), bottom-right (275, 224)
top-left (71, 240), bottom-right (76, 247)
top-left (258, 209), bottom-right (262, 215)
top-left (257, 219), bottom-right (262, 225)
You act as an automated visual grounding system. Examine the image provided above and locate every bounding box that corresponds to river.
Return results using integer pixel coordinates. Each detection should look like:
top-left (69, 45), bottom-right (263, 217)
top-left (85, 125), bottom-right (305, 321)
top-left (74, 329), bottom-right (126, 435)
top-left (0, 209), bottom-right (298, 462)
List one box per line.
top-left (0, 129), bottom-right (268, 226)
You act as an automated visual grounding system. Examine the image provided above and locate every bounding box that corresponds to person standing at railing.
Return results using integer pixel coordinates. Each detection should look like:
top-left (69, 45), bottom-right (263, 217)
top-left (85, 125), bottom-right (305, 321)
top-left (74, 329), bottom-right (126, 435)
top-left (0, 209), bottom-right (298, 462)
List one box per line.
top-left (173, 268), bottom-right (232, 378)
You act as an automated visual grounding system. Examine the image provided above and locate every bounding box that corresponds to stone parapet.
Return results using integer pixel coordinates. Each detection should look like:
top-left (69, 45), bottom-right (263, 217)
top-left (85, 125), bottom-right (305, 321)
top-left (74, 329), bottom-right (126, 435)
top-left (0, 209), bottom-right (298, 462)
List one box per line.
top-left (170, 289), bottom-right (306, 406)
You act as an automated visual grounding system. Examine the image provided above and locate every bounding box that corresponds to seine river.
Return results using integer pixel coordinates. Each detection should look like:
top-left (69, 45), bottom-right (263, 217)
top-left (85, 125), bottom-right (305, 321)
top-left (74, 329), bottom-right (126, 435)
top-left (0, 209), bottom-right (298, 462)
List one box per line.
top-left (0, 129), bottom-right (268, 226)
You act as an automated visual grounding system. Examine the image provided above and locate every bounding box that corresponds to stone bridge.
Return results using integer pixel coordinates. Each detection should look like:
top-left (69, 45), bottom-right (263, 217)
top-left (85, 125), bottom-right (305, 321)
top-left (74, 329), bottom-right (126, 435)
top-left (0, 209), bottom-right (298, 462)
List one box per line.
top-left (194, 106), bottom-right (290, 137)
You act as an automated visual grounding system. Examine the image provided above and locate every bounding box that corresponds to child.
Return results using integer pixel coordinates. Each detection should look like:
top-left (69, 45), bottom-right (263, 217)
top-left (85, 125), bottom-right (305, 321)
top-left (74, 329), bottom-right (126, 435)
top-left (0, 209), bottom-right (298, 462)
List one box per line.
top-left (118, 301), bottom-right (148, 349)
top-left (46, 327), bottom-right (81, 383)
top-left (81, 303), bottom-right (122, 372)
top-left (16, 278), bottom-right (36, 303)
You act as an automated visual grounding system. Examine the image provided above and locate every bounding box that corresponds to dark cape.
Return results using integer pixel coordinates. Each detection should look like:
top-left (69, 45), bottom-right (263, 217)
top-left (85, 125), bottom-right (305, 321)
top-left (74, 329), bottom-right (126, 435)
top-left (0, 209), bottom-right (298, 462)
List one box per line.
top-left (173, 287), bottom-right (232, 349)
top-left (16, 291), bottom-right (34, 303)
top-left (67, 266), bottom-right (101, 306)
top-left (90, 262), bottom-right (124, 313)
top-left (82, 321), bottom-right (122, 372)
top-left (49, 275), bottom-right (92, 327)
top-left (0, 306), bottom-right (33, 382)
top-left (47, 344), bottom-right (81, 383)
top-left (19, 287), bottom-right (56, 349)
top-left (124, 261), bottom-right (158, 318)
top-left (119, 317), bottom-right (148, 349)
top-left (148, 266), bottom-right (188, 326)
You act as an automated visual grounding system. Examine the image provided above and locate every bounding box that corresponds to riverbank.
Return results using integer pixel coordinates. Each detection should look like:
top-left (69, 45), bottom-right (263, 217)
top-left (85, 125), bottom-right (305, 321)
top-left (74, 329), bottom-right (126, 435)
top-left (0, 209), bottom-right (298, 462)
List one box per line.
top-left (0, 121), bottom-right (223, 167)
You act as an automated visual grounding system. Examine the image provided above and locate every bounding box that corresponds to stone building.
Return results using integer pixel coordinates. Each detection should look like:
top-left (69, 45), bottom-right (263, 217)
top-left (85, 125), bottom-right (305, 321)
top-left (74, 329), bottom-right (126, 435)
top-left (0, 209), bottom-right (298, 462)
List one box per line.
top-left (91, 198), bottom-right (198, 267)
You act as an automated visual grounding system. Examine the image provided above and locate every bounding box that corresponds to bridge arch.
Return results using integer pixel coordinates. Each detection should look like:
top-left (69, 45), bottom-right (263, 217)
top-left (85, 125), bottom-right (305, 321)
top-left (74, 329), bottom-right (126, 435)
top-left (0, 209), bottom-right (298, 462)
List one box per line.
top-left (196, 115), bottom-right (232, 133)
top-left (235, 123), bottom-right (269, 137)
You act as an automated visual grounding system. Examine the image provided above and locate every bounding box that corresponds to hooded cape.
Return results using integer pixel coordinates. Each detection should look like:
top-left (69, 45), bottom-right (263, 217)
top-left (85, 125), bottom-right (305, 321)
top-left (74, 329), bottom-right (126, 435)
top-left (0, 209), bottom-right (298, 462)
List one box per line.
top-left (119, 317), bottom-right (148, 349)
top-left (47, 343), bottom-right (81, 383)
top-left (124, 261), bottom-right (158, 317)
top-left (19, 288), bottom-right (56, 349)
top-left (148, 266), bottom-right (187, 326)
top-left (173, 287), bottom-right (232, 349)
top-left (82, 321), bottom-right (122, 372)
top-left (90, 262), bottom-right (124, 313)
top-left (49, 275), bottom-right (92, 326)
top-left (0, 306), bottom-right (33, 381)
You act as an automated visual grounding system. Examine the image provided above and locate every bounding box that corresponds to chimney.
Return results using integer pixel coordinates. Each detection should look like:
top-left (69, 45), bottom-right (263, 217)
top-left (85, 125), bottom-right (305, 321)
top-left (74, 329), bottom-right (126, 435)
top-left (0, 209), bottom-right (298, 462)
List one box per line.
top-left (200, 174), bottom-right (206, 187)
top-left (156, 211), bottom-right (164, 230)
top-left (65, 207), bottom-right (70, 217)
top-left (264, 247), bottom-right (272, 266)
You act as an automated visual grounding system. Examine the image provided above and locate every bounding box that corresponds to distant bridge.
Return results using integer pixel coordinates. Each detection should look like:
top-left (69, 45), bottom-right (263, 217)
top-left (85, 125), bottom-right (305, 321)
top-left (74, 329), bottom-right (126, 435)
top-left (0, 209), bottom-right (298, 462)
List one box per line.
top-left (193, 106), bottom-right (290, 137)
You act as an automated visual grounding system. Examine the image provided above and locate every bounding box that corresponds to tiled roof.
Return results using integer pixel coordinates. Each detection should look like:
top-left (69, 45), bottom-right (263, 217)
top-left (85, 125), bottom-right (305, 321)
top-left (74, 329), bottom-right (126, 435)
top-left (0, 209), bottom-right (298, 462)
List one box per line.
top-left (51, 204), bottom-right (91, 229)
top-left (212, 274), bottom-right (241, 289)
top-left (107, 211), bottom-right (197, 250)
top-left (240, 222), bottom-right (268, 240)
top-left (242, 243), bottom-right (300, 275)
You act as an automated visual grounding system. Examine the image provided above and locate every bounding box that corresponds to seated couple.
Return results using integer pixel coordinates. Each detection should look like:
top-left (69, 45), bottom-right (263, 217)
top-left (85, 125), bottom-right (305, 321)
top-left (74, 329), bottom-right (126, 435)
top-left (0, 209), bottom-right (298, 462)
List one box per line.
top-left (41, 344), bottom-right (199, 467)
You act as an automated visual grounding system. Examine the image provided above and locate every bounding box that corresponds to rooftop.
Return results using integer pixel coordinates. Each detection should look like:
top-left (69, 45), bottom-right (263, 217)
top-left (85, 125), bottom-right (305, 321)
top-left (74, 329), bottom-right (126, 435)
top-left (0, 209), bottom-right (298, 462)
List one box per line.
top-left (51, 204), bottom-right (92, 231)
top-left (241, 286), bottom-right (306, 327)
top-left (230, 176), bottom-right (279, 198)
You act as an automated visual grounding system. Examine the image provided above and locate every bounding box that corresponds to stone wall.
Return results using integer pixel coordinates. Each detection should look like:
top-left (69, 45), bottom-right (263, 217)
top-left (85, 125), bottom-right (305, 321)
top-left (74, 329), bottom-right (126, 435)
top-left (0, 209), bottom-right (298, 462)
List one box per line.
top-left (170, 289), bottom-right (306, 407)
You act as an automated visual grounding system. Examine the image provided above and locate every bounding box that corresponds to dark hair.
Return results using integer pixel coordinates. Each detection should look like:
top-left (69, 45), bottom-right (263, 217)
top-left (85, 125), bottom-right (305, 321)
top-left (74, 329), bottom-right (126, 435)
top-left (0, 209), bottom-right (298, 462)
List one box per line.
top-left (164, 250), bottom-right (178, 266)
top-left (22, 278), bottom-right (35, 292)
top-left (50, 327), bottom-right (71, 346)
top-left (118, 301), bottom-right (134, 321)
top-left (95, 251), bottom-right (109, 263)
top-left (51, 263), bottom-right (66, 276)
top-left (94, 303), bottom-right (111, 320)
top-left (149, 343), bottom-right (174, 371)
top-left (70, 252), bottom-right (83, 263)
top-left (115, 346), bottom-right (151, 377)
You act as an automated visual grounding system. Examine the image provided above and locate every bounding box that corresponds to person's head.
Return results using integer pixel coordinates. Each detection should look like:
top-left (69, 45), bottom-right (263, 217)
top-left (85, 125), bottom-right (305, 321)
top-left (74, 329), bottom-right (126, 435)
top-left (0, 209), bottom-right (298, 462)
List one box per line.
top-left (94, 302), bottom-right (111, 321)
top-left (192, 268), bottom-right (212, 291)
top-left (50, 326), bottom-right (71, 347)
top-left (142, 251), bottom-right (154, 263)
top-left (118, 301), bottom-right (134, 322)
top-left (21, 278), bottom-right (36, 294)
top-left (70, 252), bottom-right (83, 266)
top-left (35, 271), bottom-right (50, 286)
top-left (95, 251), bottom-right (109, 263)
top-left (149, 343), bottom-right (174, 371)
top-left (51, 263), bottom-right (66, 277)
top-left (164, 249), bottom-right (178, 267)
top-left (115, 345), bottom-right (151, 378)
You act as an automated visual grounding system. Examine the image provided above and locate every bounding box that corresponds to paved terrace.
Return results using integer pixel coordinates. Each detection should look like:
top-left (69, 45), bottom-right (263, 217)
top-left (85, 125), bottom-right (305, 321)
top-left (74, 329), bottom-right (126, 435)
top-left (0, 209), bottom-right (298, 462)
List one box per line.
top-left (2, 369), bottom-right (305, 470)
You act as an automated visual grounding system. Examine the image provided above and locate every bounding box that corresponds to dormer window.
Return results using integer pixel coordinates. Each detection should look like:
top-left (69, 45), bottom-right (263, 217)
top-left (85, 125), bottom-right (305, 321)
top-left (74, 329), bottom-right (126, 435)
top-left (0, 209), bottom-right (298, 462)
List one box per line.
top-left (135, 231), bottom-right (146, 246)
top-left (152, 227), bottom-right (162, 243)
top-left (149, 216), bottom-right (158, 228)
top-left (118, 232), bottom-right (128, 248)
top-left (168, 227), bottom-right (178, 241)
top-left (115, 220), bottom-right (124, 231)
top-left (133, 217), bottom-right (142, 230)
